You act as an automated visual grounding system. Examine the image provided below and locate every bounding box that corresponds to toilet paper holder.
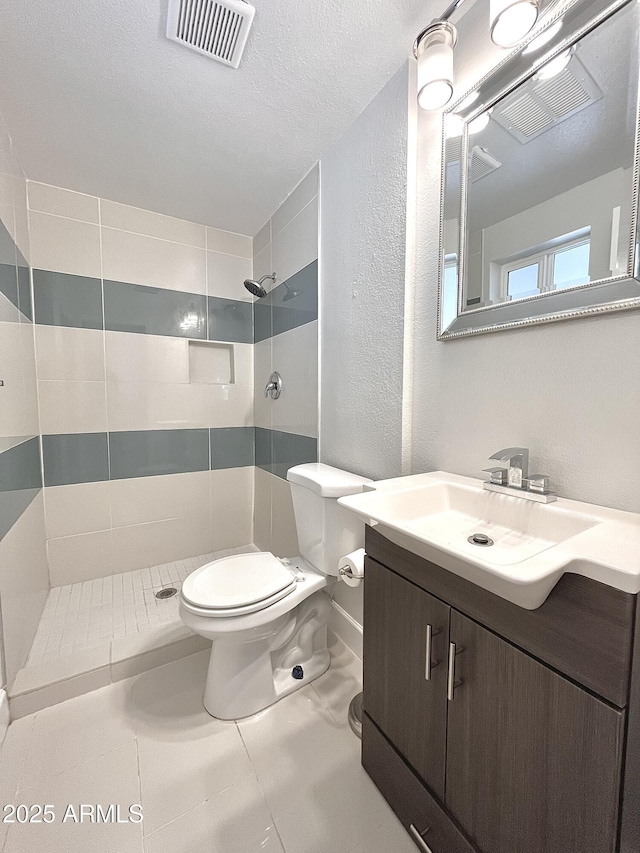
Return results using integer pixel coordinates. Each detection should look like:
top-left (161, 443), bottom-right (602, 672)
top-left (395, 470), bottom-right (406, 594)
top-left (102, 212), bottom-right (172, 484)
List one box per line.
top-left (338, 565), bottom-right (356, 580)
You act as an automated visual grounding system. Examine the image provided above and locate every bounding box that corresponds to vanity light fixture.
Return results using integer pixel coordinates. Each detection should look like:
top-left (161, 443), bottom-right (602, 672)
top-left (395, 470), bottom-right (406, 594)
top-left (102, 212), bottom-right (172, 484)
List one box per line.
top-left (490, 0), bottom-right (539, 47)
top-left (414, 21), bottom-right (458, 110)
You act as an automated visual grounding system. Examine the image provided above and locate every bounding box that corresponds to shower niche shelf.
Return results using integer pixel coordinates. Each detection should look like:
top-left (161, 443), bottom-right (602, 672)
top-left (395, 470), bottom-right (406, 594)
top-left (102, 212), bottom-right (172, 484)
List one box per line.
top-left (188, 340), bottom-right (234, 385)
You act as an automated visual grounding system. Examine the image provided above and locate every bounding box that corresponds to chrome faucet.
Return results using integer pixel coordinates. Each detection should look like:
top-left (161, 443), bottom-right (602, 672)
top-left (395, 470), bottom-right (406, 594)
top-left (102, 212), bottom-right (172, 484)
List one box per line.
top-left (489, 447), bottom-right (529, 489)
top-left (483, 447), bottom-right (556, 503)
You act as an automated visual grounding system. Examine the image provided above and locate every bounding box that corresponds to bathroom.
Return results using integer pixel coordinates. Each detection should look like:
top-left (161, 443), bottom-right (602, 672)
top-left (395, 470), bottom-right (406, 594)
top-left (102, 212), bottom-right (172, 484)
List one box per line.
top-left (0, 0), bottom-right (639, 850)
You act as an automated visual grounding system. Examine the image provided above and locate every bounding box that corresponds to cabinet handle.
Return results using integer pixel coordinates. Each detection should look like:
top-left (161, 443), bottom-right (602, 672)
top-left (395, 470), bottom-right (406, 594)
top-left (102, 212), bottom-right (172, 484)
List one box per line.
top-left (447, 642), bottom-right (464, 701)
top-left (425, 625), bottom-right (441, 681)
top-left (409, 824), bottom-right (434, 852)
top-left (425, 625), bottom-right (432, 680)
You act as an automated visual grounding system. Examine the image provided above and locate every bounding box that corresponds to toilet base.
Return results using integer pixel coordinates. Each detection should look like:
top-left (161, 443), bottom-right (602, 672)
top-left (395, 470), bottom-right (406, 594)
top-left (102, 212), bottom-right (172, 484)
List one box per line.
top-left (202, 590), bottom-right (331, 720)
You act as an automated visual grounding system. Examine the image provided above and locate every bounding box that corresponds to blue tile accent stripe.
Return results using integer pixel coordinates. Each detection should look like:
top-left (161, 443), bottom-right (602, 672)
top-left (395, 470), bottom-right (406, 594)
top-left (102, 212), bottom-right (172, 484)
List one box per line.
top-left (104, 280), bottom-right (207, 339)
top-left (210, 427), bottom-right (255, 469)
top-left (34, 270), bottom-right (103, 330)
top-left (109, 429), bottom-right (210, 480)
top-left (0, 437), bottom-right (42, 540)
top-left (254, 260), bottom-right (318, 344)
top-left (41, 428), bottom-right (261, 486)
top-left (33, 269), bottom-right (254, 343)
top-left (42, 433), bottom-right (109, 487)
top-left (0, 218), bottom-right (32, 322)
top-left (208, 297), bottom-right (253, 344)
top-left (255, 427), bottom-right (318, 479)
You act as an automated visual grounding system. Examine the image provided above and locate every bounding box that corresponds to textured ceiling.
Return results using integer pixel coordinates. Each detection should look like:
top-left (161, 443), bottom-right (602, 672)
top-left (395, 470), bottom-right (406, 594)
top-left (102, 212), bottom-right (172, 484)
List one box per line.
top-left (0, 0), bottom-right (440, 235)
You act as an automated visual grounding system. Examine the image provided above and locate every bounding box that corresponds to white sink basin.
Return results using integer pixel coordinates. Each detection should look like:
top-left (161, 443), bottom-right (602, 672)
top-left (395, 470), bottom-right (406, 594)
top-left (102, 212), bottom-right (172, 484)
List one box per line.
top-left (338, 472), bottom-right (640, 609)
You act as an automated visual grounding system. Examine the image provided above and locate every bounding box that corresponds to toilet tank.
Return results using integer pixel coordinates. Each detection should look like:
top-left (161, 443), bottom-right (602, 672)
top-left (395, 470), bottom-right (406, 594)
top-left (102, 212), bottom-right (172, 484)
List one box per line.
top-left (286, 463), bottom-right (372, 576)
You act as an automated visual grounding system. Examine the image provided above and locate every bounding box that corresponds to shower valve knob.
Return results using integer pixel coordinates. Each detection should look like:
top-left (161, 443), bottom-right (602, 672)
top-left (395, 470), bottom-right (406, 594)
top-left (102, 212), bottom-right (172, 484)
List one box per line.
top-left (265, 371), bottom-right (283, 400)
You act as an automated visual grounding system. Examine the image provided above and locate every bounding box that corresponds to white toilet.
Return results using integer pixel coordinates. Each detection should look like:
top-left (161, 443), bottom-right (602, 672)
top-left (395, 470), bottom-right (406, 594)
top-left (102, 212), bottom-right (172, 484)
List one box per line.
top-left (179, 463), bottom-right (371, 720)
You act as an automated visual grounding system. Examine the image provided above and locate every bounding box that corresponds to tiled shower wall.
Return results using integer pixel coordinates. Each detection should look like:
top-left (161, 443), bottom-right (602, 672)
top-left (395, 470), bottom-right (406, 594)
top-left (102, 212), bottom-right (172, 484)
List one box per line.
top-left (0, 119), bottom-right (49, 687)
top-left (253, 166), bottom-right (319, 554)
top-left (28, 182), bottom-right (256, 586)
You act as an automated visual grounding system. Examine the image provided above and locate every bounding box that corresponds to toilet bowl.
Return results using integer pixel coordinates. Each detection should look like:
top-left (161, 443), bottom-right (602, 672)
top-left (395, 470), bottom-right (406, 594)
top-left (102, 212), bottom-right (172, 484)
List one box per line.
top-left (179, 463), bottom-right (371, 720)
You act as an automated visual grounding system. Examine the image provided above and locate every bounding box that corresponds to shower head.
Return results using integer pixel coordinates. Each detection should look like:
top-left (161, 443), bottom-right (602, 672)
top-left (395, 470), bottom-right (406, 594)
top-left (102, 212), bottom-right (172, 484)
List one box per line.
top-left (244, 273), bottom-right (276, 298)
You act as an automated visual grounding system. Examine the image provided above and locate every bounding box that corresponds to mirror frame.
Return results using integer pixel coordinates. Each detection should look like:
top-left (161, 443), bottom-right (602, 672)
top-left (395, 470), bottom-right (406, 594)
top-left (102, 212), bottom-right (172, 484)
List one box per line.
top-left (437, 0), bottom-right (640, 339)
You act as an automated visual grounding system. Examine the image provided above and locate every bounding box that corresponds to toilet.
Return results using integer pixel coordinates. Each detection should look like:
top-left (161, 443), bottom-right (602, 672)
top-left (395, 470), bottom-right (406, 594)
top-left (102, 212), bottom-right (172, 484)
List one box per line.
top-left (179, 462), bottom-right (372, 720)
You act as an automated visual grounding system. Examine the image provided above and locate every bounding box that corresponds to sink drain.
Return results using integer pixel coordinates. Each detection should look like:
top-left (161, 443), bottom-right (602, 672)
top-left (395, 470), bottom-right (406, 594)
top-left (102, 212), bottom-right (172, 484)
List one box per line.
top-left (155, 587), bottom-right (178, 599)
top-left (468, 533), bottom-right (494, 547)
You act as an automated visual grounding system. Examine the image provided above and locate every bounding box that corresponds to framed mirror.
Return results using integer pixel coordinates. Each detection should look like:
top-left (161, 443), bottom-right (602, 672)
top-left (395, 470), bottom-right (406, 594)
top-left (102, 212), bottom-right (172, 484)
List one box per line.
top-left (438, 0), bottom-right (640, 338)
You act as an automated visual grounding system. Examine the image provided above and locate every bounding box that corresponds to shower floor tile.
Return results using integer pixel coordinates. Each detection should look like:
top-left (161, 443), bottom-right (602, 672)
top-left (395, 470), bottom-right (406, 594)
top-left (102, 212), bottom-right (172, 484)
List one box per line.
top-left (26, 545), bottom-right (259, 667)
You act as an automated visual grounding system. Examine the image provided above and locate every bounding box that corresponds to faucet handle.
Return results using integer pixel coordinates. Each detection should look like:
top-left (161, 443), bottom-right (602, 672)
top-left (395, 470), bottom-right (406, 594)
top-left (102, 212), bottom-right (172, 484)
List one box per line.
top-left (527, 474), bottom-right (552, 495)
top-left (483, 467), bottom-right (508, 486)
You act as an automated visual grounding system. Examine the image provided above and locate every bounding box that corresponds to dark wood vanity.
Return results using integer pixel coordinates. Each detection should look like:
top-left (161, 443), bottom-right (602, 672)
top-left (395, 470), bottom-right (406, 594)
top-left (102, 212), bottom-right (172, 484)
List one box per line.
top-left (362, 526), bottom-right (640, 853)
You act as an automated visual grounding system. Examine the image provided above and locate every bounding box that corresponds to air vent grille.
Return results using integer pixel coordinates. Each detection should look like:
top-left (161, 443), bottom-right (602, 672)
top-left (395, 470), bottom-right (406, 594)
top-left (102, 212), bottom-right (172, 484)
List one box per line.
top-left (534, 69), bottom-right (590, 118)
top-left (166, 0), bottom-right (255, 68)
top-left (469, 146), bottom-right (502, 182)
top-left (500, 94), bottom-right (554, 138)
top-left (492, 55), bottom-right (602, 143)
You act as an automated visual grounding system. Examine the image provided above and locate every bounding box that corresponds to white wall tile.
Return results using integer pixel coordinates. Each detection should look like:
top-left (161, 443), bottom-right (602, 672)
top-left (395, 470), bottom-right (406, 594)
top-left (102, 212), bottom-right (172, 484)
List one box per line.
top-left (105, 331), bottom-right (189, 384)
top-left (38, 380), bottom-right (107, 434)
top-left (272, 165), bottom-right (319, 237)
top-left (253, 338), bottom-right (272, 429)
top-left (271, 380), bottom-right (318, 438)
top-left (27, 183), bottom-right (99, 224)
top-left (44, 482), bottom-right (111, 539)
top-left (209, 384), bottom-right (253, 427)
top-left (233, 342), bottom-right (254, 386)
top-left (211, 505), bottom-right (253, 551)
top-left (111, 514), bottom-right (212, 573)
top-left (271, 198), bottom-right (318, 284)
top-left (47, 530), bottom-right (114, 586)
top-left (101, 227), bottom-right (206, 293)
top-left (106, 381), bottom-right (209, 431)
top-left (272, 321), bottom-right (318, 382)
top-left (253, 220), bottom-right (271, 256)
top-left (0, 323), bottom-right (40, 436)
top-left (110, 471), bottom-right (210, 528)
top-left (210, 466), bottom-right (254, 513)
top-left (253, 467), bottom-right (272, 551)
top-left (206, 250), bottom-right (253, 301)
top-left (29, 211), bottom-right (101, 277)
top-left (252, 244), bottom-right (274, 290)
top-left (35, 326), bottom-right (105, 381)
top-left (101, 199), bottom-right (205, 248)
top-left (206, 227), bottom-right (252, 258)
top-left (0, 494), bottom-right (49, 685)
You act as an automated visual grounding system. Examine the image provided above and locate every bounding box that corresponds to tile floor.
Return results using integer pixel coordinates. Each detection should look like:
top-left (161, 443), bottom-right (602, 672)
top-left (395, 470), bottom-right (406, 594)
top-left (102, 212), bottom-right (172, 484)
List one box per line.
top-left (0, 637), bottom-right (415, 853)
top-left (27, 546), bottom-right (259, 666)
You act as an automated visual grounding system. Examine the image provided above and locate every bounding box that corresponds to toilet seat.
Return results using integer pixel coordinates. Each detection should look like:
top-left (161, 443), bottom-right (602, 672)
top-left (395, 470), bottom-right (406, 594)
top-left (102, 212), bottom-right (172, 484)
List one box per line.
top-left (180, 552), bottom-right (298, 617)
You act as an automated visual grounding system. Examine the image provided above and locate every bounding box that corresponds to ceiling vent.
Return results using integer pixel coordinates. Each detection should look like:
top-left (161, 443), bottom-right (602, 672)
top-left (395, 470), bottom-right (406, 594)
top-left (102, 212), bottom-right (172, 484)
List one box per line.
top-left (469, 146), bottom-right (502, 182)
top-left (166, 0), bottom-right (255, 69)
top-left (491, 55), bottom-right (602, 143)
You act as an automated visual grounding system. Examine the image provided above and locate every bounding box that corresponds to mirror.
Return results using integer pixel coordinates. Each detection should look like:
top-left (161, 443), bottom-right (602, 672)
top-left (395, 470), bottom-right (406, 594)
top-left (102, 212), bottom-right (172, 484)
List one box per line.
top-left (439, 0), bottom-right (640, 338)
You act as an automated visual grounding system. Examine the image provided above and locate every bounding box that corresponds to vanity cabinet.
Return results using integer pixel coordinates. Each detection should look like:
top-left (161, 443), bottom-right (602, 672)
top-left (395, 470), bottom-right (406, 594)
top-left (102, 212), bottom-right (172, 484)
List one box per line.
top-left (362, 527), bottom-right (639, 853)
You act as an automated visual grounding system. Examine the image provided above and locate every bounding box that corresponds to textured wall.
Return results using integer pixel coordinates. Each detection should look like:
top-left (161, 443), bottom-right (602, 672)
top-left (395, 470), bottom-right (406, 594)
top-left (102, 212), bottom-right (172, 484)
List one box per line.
top-left (320, 65), bottom-right (409, 482)
top-left (411, 24), bottom-right (640, 514)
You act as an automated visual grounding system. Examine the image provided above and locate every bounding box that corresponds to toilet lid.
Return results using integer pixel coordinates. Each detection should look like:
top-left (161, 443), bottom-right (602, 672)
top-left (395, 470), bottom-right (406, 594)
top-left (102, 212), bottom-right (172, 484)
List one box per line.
top-left (181, 552), bottom-right (297, 610)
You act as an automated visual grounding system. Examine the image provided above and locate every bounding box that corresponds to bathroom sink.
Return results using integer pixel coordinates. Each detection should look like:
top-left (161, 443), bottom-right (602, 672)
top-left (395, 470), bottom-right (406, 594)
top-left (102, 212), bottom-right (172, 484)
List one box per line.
top-left (338, 472), bottom-right (640, 609)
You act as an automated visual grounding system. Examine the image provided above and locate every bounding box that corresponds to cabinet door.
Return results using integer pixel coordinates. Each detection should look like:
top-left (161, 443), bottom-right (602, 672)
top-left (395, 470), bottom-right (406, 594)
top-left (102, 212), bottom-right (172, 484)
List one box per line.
top-left (446, 610), bottom-right (625, 853)
top-left (364, 557), bottom-right (450, 799)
